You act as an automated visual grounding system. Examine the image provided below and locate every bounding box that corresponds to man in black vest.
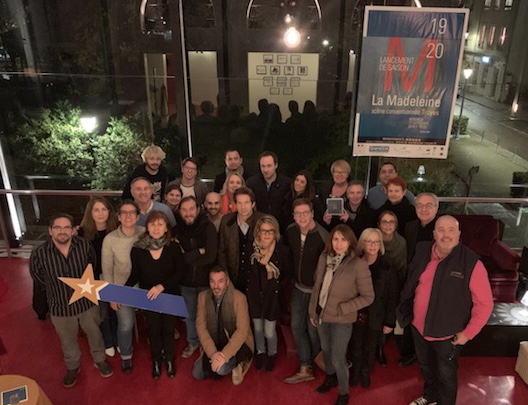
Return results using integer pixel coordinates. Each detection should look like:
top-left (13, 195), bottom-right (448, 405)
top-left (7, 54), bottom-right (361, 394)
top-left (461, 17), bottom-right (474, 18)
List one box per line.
top-left (397, 215), bottom-right (493, 405)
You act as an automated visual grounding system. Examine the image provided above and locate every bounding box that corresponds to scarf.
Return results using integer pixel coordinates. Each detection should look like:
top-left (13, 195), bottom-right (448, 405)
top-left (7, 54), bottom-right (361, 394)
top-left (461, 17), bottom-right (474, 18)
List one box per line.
top-left (318, 253), bottom-right (346, 310)
top-left (204, 283), bottom-right (237, 348)
top-left (250, 239), bottom-right (280, 280)
top-left (133, 234), bottom-right (170, 250)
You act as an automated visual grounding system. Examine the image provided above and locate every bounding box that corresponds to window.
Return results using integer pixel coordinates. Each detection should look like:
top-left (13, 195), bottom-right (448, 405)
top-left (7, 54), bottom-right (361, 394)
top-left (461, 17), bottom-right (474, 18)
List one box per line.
top-left (478, 25), bottom-right (486, 48)
top-left (493, 0), bottom-right (500, 10)
top-left (484, 0), bottom-right (492, 9)
top-left (488, 26), bottom-right (496, 47)
top-left (505, 0), bottom-right (513, 10)
top-left (499, 27), bottom-right (507, 47)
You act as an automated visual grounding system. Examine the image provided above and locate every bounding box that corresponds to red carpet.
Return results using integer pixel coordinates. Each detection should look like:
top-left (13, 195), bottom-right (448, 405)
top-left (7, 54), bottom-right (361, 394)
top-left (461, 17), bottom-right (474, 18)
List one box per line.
top-left (0, 257), bottom-right (527, 405)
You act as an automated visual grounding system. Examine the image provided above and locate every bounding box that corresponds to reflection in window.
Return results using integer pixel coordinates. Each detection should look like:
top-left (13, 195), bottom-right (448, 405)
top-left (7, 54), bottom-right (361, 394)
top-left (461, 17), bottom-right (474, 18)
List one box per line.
top-left (140, 0), bottom-right (170, 34)
top-left (505, 0), bottom-right (513, 10)
top-left (484, 0), bottom-right (491, 9)
top-left (488, 26), bottom-right (496, 47)
top-left (478, 25), bottom-right (486, 48)
top-left (499, 27), bottom-right (507, 46)
top-left (493, 0), bottom-right (500, 10)
top-left (247, 0), bottom-right (321, 30)
top-left (183, 0), bottom-right (215, 28)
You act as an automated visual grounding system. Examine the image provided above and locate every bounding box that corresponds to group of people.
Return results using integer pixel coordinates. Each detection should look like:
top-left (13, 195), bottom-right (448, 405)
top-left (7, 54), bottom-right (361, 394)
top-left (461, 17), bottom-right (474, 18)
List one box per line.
top-left (30, 145), bottom-right (494, 405)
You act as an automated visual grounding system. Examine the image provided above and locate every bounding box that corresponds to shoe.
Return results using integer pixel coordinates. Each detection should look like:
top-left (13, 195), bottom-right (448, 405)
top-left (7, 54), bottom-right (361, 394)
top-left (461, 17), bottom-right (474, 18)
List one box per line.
top-left (105, 347), bottom-right (116, 357)
top-left (255, 353), bottom-right (265, 371)
top-left (398, 354), bottom-right (417, 367)
top-left (232, 358), bottom-right (252, 385)
top-left (121, 359), bottom-right (133, 374)
top-left (409, 396), bottom-right (436, 405)
top-left (349, 368), bottom-right (359, 387)
top-left (63, 368), bottom-right (79, 388)
top-left (266, 354), bottom-right (276, 372)
top-left (284, 365), bottom-right (315, 384)
top-left (377, 345), bottom-right (387, 366)
top-left (360, 372), bottom-right (370, 388)
top-left (335, 393), bottom-right (349, 405)
top-left (174, 328), bottom-right (180, 340)
top-left (181, 344), bottom-right (199, 358)
top-left (316, 373), bottom-right (338, 393)
top-left (94, 361), bottom-right (113, 378)
top-left (166, 360), bottom-right (176, 378)
top-left (152, 361), bottom-right (161, 379)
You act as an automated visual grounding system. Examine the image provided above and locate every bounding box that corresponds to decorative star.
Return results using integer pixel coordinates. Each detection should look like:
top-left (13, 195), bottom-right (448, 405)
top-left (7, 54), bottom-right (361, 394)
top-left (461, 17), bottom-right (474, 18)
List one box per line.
top-left (58, 264), bottom-right (108, 305)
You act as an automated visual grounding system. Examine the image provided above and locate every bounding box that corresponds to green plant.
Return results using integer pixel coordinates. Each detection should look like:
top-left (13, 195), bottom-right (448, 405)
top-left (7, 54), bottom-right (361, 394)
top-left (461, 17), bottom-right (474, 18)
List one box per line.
top-left (451, 115), bottom-right (469, 134)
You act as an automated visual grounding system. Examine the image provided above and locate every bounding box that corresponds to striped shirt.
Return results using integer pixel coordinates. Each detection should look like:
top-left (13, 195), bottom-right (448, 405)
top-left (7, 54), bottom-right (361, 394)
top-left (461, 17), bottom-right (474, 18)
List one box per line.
top-left (30, 236), bottom-right (96, 317)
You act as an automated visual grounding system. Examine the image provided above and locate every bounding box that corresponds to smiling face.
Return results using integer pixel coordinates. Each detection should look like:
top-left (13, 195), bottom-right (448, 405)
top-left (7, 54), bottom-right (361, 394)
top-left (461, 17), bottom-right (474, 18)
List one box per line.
top-left (379, 163), bottom-right (397, 186)
top-left (416, 195), bottom-right (438, 225)
top-left (49, 216), bottom-right (74, 245)
top-left (225, 151), bottom-right (242, 171)
top-left (144, 155), bottom-right (162, 173)
top-left (205, 193), bottom-right (221, 217)
top-left (118, 204), bottom-right (139, 228)
top-left (227, 174), bottom-right (243, 194)
top-left (293, 203), bottom-right (314, 231)
top-left (179, 199), bottom-right (199, 225)
top-left (182, 161), bottom-right (198, 181)
top-left (257, 221), bottom-right (276, 248)
top-left (165, 189), bottom-right (182, 208)
top-left (332, 231), bottom-right (350, 255)
top-left (293, 174), bottom-right (307, 196)
top-left (433, 215), bottom-right (461, 255)
top-left (260, 155), bottom-right (278, 182)
top-left (363, 232), bottom-right (381, 257)
top-left (131, 179), bottom-right (153, 204)
top-left (379, 213), bottom-right (397, 238)
top-left (91, 201), bottom-right (109, 228)
top-left (332, 166), bottom-right (348, 186)
top-left (147, 218), bottom-right (168, 239)
top-left (387, 184), bottom-right (404, 204)
top-left (235, 193), bottom-right (255, 220)
top-left (346, 184), bottom-right (365, 207)
top-left (210, 270), bottom-right (230, 300)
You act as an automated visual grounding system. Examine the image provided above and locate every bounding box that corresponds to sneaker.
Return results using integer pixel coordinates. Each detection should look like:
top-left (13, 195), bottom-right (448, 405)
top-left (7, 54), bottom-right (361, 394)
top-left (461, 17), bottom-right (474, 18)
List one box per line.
top-left (232, 358), bottom-right (252, 385)
top-left (409, 397), bottom-right (437, 405)
top-left (284, 365), bottom-right (315, 384)
top-left (63, 368), bottom-right (79, 388)
top-left (121, 359), bottom-right (133, 374)
top-left (181, 344), bottom-right (199, 358)
top-left (105, 347), bottom-right (116, 357)
top-left (94, 361), bottom-right (113, 378)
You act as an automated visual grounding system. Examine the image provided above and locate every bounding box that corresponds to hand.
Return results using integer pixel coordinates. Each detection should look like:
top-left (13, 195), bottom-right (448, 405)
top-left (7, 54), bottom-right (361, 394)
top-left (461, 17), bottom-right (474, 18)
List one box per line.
top-left (110, 302), bottom-right (120, 311)
top-left (199, 248), bottom-right (205, 255)
top-left (146, 284), bottom-right (165, 300)
top-left (310, 317), bottom-right (317, 327)
top-left (210, 351), bottom-right (226, 372)
top-left (452, 332), bottom-right (469, 346)
top-left (323, 212), bottom-right (332, 225)
top-left (339, 211), bottom-right (349, 222)
top-left (382, 326), bottom-right (393, 335)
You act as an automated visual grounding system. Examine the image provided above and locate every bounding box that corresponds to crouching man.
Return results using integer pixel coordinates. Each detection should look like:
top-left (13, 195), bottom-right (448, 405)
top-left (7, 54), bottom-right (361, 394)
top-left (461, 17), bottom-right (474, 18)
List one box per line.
top-left (193, 266), bottom-right (254, 385)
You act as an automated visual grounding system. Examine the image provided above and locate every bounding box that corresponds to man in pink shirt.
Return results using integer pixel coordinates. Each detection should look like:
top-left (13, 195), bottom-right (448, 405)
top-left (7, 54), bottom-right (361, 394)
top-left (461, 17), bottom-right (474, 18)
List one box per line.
top-left (396, 215), bottom-right (493, 405)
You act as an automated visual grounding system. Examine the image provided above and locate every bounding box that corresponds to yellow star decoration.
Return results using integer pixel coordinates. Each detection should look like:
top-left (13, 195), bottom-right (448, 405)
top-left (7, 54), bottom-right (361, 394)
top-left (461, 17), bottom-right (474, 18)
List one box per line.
top-left (58, 264), bottom-right (108, 305)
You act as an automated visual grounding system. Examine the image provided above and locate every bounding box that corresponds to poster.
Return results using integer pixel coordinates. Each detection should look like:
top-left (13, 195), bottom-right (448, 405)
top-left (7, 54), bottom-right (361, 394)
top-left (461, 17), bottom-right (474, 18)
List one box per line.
top-left (353, 6), bottom-right (469, 158)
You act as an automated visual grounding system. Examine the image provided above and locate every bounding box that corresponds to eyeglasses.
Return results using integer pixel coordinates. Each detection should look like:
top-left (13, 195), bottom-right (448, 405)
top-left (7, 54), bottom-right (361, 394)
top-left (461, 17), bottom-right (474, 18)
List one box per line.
top-left (380, 220), bottom-right (396, 225)
top-left (365, 240), bottom-right (381, 246)
top-left (183, 165), bottom-right (197, 172)
top-left (416, 203), bottom-right (436, 210)
top-left (259, 229), bottom-right (276, 235)
top-left (333, 170), bottom-right (347, 175)
top-left (51, 225), bottom-right (73, 231)
top-left (293, 211), bottom-right (312, 217)
top-left (119, 210), bottom-right (138, 216)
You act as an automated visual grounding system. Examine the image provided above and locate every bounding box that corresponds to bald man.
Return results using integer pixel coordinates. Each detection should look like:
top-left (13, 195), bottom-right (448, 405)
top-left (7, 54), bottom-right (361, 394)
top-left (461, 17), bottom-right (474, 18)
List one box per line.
top-left (204, 192), bottom-right (223, 231)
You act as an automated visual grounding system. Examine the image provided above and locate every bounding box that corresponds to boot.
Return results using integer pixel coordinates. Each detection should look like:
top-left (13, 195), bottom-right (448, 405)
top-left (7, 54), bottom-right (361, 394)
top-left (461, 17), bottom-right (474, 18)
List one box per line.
top-left (377, 344), bottom-right (387, 366)
top-left (335, 393), bottom-right (349, 405)
top-left (266, 354), bottom-right (276, 372)
top-left (166, 360), bottom-right (176, 378)
top-left (255, 353), bottom-right (265, 371)
top-left (316, 373), bottom-right (338, 393)
top-left (284, 365), bottom-right (315, 384)
top-left (360, 371), bottom-right (371, 388)
top-left (152, 361), bottom-right (161, 379)
top-left (349, 367), bottom-right (360, 387)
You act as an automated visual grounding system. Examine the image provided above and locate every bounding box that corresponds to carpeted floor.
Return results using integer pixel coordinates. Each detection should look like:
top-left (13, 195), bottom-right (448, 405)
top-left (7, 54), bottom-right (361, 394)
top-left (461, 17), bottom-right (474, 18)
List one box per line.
top-left (0, 257), bottom-right (527, 405)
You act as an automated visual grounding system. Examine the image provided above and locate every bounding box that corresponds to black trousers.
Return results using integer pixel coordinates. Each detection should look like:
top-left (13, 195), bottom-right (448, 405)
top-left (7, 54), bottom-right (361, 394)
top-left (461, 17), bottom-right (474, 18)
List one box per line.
top-left (349, 322), bottom-right (381, 375)
top-left (144, 311), bottom-right (176, 362)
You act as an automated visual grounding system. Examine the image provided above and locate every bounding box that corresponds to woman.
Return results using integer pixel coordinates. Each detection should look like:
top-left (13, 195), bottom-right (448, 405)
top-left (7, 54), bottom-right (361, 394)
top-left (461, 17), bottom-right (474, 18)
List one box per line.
top-left (247, 215), bottom-right (291, 373)
top-left (349, 228), bottom-right (398, 388)
top-left (220, 172), bottom-right (245, 215)
top-left (377, 211), bottom-right (407, 288)
top-left (321, 160), bottom-right (351, 227)
top-left (126, 211), bottom-right (184, 379)
top-left (101, 200), bottom-right (145, 373)
top-left (375, 177), bottom-right (417, 235)
top-left (79, 197), bottom-right (118, 356)
top-left (283, 170), bottom-right (323, 226)
top-left (309, 224), bottom-right (374, 405)
top-left (164, 184), bottom-right (183, 216)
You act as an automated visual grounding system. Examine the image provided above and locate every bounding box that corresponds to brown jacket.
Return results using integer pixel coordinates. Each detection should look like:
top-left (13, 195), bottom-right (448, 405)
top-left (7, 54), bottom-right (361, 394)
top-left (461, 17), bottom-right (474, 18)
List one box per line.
top-left (309, 253), bottom-right (374, 324)
top-left (196, 286), bottom-right (254, 361)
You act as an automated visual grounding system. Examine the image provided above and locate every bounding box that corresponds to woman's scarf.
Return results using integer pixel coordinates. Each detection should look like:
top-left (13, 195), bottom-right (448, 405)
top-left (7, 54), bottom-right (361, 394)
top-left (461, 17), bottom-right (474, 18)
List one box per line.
top-left (318, 253), bottom-right (346, 310)
top-left (250, 239), bottom-right (280, 280)
top-left (133, 234), bottom-right (170, 250)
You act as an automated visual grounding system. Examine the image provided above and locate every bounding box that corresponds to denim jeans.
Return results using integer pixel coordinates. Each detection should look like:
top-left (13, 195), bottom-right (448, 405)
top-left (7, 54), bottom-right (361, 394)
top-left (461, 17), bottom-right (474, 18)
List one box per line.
top-left (290, 287), bottom-right (320, 366)
top-left (317, 321), bottom-right (353, 396)
top-left (99, 301), bottom-right (117, 349)
top-left (252, 318), bottom-right (277, 356)
top-left (192, 352), bottom-right (238, 380)
top-left (115, 304), bottom-right (135, 360)
top-left (181, 285), bottom-right (207, 347)
top-left (412, 325), bottom-right (462, 405)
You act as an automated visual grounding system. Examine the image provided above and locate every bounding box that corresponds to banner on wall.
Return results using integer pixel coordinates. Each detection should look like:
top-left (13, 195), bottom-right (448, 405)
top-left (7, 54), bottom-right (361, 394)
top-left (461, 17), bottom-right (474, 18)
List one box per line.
top-left (353, 6), bottom-right (469, 158)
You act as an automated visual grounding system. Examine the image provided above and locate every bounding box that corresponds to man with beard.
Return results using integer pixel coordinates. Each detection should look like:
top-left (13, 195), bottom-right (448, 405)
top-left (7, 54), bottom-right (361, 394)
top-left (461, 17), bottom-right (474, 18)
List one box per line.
top-left (204, 192), bottom-right (223, 232)
top-left (193, 266), bottom-right (254, 385)
top-left (122, 145), bottom-right (169, 202)
top-left (173, 196), bottom-right (218, 359)
top-left (397, 215), bottom-right (493, 405)
top-left (30, 214), bottom-right (113, 388)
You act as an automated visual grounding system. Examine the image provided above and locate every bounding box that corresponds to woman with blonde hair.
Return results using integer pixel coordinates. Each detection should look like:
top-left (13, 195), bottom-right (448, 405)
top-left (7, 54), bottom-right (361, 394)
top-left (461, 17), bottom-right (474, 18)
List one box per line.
top-left (220, 172), bottom-right (246, 215)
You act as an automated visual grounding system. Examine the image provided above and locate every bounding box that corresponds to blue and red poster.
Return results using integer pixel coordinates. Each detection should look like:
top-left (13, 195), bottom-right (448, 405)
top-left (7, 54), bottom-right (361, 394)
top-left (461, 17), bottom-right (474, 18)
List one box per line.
top-left (353, 6), bottom-right (469, 158)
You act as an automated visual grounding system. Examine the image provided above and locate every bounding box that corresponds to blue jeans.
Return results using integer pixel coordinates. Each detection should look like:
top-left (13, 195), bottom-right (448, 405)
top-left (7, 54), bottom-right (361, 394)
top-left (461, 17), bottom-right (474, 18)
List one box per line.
top-left (290, 287), bottom-right (320, 366)
top-left (181, 285), bottom-right (207, 347)
top-left (115, 304), bottom-right (135, 360)
top-left (252, 318), bottom-right (277, 356)
top-left (99, 301), bottom-right (116, 349)
top-left (317, 321), bottom-right (353, 396)
top-left (412, 325), bottom-right (461, 405)
top-left (192, 352), bottom-right (237, 380)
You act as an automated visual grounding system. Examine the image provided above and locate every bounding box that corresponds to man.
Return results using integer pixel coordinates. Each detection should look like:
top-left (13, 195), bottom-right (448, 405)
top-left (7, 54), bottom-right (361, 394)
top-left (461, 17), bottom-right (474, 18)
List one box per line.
top-left (130, 177), bottom-right (176, 227)
top-left (168, 157), bottom-right (208, 206)
top-left (122, 145), bottom-right (169, 202)
top-left (218, 187), bottom-right (264, 291)
top-left (213, 149), bottom-right (249, 193)
top-left (173, 196), bottom-right (218, 359)
top-left (367, 162), bottom-right (415, 210)
top-left (30, 214), bottom-right (113, 388)
top-left (397, 215), bottom-right (494, 405)
top-left (204, 192), bottom-right (223, 231)
top-left (193, 266), bottom-right (254, 385)
top-left (246, 151), bottom-right (292, 231)
top-left (283, 199), bottom-right (328, 384)
top-left (399, 192), bottom-right (441, 367)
